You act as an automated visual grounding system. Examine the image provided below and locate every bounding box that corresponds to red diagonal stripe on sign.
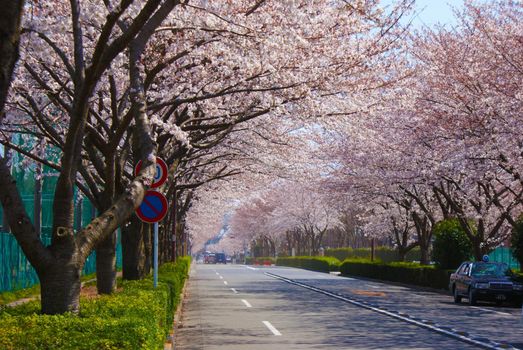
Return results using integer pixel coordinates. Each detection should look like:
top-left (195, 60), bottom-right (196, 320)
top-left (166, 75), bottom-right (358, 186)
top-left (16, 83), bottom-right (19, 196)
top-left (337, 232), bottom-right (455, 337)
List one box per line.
top-left (143, 196), bottom-right (162, 216)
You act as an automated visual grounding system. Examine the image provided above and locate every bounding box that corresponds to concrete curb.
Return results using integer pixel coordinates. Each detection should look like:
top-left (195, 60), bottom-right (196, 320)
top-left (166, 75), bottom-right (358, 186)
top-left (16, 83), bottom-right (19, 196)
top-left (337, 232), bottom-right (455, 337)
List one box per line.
top-left (164, 263), bottom-right (192, 350)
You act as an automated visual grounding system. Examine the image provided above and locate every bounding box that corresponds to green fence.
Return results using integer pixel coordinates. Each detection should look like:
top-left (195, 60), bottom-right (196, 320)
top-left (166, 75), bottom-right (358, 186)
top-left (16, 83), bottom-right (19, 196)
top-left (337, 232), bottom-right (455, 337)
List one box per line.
top-left (488, 247), bottom-right (520, 271)
top-left (0, 138), bottom-right (123, 292)
top-left (0, 230), bottom-right (122, 292)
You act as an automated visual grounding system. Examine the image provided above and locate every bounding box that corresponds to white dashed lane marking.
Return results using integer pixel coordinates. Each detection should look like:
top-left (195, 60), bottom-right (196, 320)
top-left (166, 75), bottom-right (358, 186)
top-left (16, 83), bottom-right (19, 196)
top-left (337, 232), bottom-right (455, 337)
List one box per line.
top-left (263, 321), bottom-right (282, 336)
top-left (241, 299), bottom-right (252, 308)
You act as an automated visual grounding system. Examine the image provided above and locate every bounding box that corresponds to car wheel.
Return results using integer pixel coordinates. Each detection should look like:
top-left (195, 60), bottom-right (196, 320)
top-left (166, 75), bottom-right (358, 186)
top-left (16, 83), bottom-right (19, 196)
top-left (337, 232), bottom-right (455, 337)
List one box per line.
top-left (468, 288), bottom-right (477, 306)
top-left (453, 286), bottom-right (462, 303)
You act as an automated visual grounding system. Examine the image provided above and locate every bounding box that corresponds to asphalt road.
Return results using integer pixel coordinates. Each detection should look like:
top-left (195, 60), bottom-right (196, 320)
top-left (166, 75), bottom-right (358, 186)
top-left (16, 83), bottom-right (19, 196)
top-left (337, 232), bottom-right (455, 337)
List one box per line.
top-left (175, 264), bottom-right (523, 350)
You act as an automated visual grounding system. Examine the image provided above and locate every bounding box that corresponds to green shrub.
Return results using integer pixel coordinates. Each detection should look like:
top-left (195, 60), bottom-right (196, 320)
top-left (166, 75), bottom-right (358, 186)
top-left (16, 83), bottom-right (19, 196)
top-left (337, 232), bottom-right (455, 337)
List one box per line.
top-left (0, 256), bottom-right (191, 350)
top-left (339, 259), bottom-right (452, 290)
top-left (325, 246), bottom-right (421, 263)
top-left (432, 219), bottom-right (472, 270)
top-left (276, 256), bottom-right (340, 272)
top-left (511, 216), bottom-right (523, 268)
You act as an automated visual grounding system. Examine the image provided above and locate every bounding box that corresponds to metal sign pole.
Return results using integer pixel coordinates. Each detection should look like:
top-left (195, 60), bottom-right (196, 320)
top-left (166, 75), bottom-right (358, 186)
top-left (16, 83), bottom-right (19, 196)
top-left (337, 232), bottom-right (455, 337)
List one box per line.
top-left (154, 222), bottom-right (158, 288)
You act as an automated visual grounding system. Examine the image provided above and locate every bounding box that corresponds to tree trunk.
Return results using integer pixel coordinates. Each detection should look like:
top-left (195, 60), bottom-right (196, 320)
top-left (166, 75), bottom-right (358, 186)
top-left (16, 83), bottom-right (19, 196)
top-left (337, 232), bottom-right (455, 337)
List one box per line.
top-left (122, 216), bottom-right (147, 280)
top-left (40, 260), bottom-right (82, 315)
top-left (143, 222), bottom-right (152, 273)
top-left (0, 0), bottom-right (24, 122)
top-left (472, 240), bottom-right (483, 261)
top-left (419, 241), bottom-right (430, 265)
top-left (95, 231), bottom-right (116, 294)
top-left (397, 248), bottom-right (406, 262)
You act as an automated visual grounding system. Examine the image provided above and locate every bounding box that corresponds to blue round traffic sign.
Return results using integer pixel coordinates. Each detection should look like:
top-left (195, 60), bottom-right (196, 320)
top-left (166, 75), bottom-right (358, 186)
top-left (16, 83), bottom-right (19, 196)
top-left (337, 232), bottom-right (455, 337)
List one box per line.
top-left (136, 190), bottom-right (168, 223)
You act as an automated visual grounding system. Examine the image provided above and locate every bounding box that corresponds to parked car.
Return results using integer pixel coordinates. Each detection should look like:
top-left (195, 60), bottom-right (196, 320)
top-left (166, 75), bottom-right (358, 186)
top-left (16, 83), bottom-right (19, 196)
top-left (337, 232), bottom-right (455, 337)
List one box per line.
top-left (215, 253), bottom-right (227, 264)
top-left (449, 261), bottom-right (523, 306)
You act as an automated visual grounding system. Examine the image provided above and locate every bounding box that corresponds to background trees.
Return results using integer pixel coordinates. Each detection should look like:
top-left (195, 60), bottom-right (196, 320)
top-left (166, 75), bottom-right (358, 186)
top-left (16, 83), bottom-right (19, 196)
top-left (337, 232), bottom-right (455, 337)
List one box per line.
top-left (189, 1), bottom-right (523, 266)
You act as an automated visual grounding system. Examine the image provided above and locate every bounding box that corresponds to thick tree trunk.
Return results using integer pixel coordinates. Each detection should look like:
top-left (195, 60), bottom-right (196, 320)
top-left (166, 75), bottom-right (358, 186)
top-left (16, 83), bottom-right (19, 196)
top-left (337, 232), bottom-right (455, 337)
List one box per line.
top-left (122, 216), bottom-right (148, 280)
top-left (0, 0), bottom-right (24, 122)
top-left (95, 231), bottom-right (116, 294)
top-left (40, 260), bottom-right (82, 315)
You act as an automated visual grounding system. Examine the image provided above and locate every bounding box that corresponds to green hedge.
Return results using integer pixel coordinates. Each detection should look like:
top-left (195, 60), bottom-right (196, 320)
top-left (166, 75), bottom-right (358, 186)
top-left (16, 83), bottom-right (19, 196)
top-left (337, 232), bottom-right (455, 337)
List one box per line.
top-left (276, 256), bottom-right (340, 272)
top-left (339, 259), bottom-right (452, 290)
top-left (245, 257), bottom-right (276, 265)
top-left (0, 257), bottom-right (191, 350)
top-left (325, 246), bottom-right (421, 263)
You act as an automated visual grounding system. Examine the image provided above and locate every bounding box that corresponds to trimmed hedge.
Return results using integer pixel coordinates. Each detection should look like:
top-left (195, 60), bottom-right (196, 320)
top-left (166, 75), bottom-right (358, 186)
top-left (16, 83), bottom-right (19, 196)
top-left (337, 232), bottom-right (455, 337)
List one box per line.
top-left (0, 257), bottom-right (190, 350)
top-left (276, 256), bottom-right (341, 272)
top-left (325, 246), bottom-right (421, 263)
top-left (245, 257), bottom-right (276, 265)
top-left (339, 259), bottom-right (452, 290)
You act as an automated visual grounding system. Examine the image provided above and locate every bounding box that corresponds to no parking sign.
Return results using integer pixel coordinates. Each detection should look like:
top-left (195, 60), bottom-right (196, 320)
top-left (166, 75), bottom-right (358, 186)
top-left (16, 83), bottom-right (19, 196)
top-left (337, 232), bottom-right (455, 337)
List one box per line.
top-left (136, 190), bottom-right (168, 223)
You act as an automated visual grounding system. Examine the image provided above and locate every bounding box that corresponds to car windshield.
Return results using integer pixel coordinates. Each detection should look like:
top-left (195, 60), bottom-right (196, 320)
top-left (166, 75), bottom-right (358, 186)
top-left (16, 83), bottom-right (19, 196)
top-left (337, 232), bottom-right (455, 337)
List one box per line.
top-left (471, 262), bottom-right (511, 277)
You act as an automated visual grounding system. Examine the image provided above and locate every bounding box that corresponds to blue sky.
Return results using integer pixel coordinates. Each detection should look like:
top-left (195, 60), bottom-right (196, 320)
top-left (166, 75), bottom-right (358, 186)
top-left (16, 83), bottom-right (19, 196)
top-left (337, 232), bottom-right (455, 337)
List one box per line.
top-left (410, 0), bottom-right (464, 27)
top-left (382, 0), bottom-right (465, 28)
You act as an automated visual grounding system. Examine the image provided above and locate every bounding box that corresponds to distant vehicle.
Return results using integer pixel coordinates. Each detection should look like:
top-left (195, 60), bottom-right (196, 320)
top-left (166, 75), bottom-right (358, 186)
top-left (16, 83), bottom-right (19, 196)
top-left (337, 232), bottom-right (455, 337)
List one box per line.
top-left (449, 261), bottom-right (523, 306)
top-left (215, 253), bottom-right (226, 264)
top-left (204, 253), bottom-right (215, 264)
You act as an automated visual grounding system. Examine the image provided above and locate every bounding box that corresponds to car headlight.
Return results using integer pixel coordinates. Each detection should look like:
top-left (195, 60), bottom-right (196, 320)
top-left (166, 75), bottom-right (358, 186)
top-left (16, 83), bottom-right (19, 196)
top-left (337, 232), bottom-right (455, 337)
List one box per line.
top-left (513, 284), bottom-right (523, 291)
top-left (475, 282), bottom-right (489, 289)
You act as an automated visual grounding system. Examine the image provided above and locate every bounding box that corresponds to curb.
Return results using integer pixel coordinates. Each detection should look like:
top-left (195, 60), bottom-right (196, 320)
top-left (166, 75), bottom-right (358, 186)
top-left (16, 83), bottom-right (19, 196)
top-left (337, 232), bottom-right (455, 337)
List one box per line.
top-left (164, 263), bottom-right (192, 350)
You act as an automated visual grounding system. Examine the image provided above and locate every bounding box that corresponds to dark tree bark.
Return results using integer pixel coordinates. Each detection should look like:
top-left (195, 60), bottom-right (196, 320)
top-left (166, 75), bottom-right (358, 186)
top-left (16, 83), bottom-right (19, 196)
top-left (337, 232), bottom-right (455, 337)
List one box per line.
top-left (95, 231), bottom-right (117, 293)
top-left (122, 216), bottom-right (144, 279)
top-left (0, 0), bottom-right (24, 123)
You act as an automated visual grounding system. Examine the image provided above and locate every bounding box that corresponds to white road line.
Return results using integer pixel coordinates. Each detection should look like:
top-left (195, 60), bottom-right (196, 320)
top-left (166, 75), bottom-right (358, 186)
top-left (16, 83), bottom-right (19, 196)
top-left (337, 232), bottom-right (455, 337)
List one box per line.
top-left (472, 306), bottom-right (512, 316)
top-left (245, 266), bottom-right (258, 270)
top-left (265, 272), bottom-right (512, 350)
top-left (219, 276), bottom-right (223, 279)
top-left (223, 281), bottom-right (228, 285)
top-left (231, 288), bottom-right (238, 294)
top-left (216, 272), bottom-right (219, 275)
top-left (241, 299), bottom-right (252, 308)
top-left (262, 321), bottom-right (282, 336)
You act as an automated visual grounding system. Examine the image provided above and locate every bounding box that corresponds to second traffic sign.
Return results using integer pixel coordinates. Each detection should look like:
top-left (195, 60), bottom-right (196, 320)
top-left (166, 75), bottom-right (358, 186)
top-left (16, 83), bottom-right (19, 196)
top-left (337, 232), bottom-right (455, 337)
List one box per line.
top-left (135, 157), bottom-right (168, 189)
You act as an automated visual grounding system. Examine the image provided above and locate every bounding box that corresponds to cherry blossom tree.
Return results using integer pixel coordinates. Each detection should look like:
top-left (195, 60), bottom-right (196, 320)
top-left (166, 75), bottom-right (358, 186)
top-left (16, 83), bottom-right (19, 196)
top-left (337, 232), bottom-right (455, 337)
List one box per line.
top-left (0, 0), bottom-right (177, 314)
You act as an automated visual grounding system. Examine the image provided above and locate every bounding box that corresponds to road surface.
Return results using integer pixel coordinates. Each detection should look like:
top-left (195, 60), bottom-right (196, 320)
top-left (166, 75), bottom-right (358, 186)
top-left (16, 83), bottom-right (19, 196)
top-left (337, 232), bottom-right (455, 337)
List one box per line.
top-left (175, 264), bottom-right (523, 350)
